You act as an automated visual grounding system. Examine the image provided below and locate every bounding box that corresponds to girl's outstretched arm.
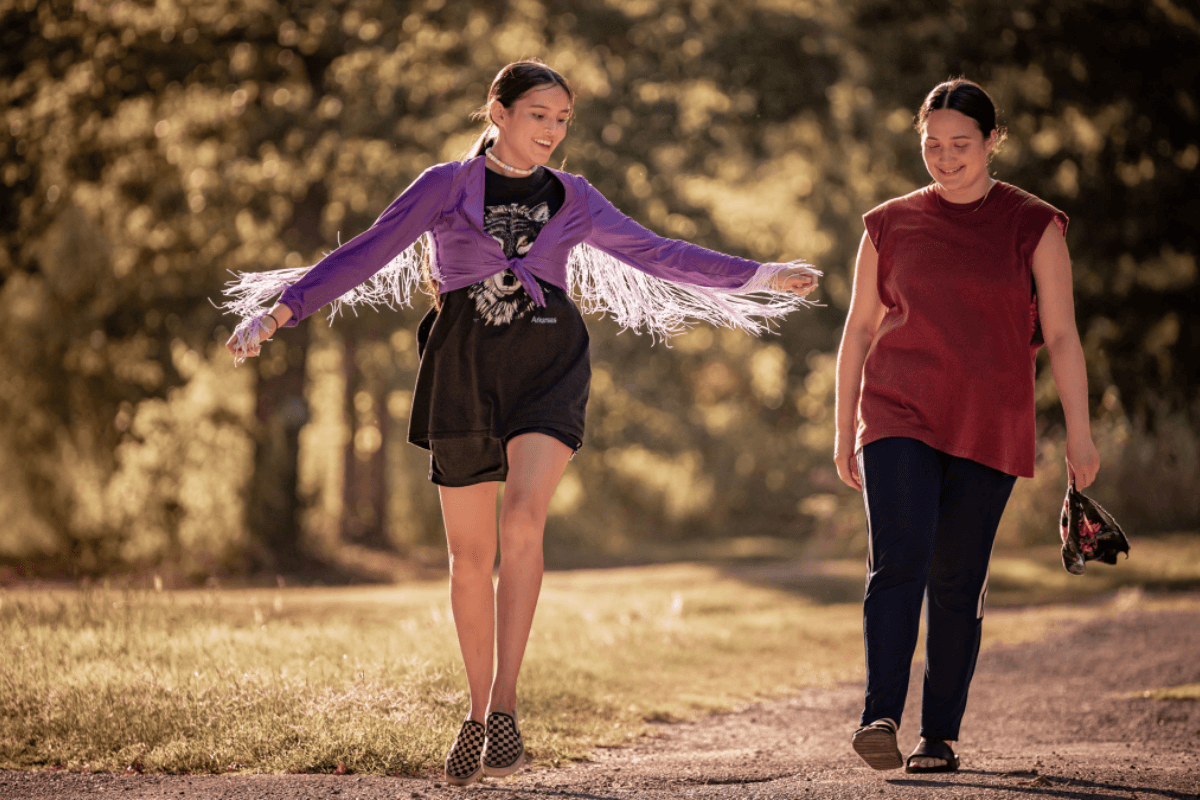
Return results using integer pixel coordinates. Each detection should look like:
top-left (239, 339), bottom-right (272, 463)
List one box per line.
top-left (221, 164), bottom-right (453, 362)
top-left (582, 180), bottom-right (814, 291)
top-left (571, 179), bottom-right (819, 338)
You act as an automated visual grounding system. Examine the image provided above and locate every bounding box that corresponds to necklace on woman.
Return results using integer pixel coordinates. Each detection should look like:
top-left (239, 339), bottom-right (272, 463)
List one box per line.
top-left (938, 177), bottom-right (995, 213)
top-left (972, 177), bottom-right (996, 211)
top-left (485, 147), bottom-right (535, 177)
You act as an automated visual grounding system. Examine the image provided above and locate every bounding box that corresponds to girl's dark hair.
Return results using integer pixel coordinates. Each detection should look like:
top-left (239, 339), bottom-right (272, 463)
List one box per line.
top-left (463, 59), bottom-right (574, 159)
top-left (915, 78), bottom-right (1008, 150)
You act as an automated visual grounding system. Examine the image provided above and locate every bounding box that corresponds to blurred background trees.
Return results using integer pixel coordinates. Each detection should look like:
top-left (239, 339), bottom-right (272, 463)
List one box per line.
top-left (2, 0), bottom-right (1196, 582)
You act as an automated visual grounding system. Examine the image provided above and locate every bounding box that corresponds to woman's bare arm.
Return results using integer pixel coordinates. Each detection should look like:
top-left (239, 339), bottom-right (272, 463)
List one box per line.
top-left (1031, 222), bottom-right (1099, 488)
top-left (833, 231), bottom-right (887, 490)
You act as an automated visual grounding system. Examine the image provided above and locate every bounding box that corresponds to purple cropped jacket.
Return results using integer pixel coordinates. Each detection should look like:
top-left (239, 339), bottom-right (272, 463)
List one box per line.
top-left (277, 155), bottom-right (779, 325)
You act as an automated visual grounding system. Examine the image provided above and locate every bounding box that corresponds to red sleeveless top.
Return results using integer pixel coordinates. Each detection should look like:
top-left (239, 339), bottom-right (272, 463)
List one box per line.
top-left (857, 182), bottom-right (1067, 478)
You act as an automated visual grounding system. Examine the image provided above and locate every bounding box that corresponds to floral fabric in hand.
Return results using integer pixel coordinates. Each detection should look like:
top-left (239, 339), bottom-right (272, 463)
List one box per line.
top-left (1059, 483), bottom-right (1131, 575)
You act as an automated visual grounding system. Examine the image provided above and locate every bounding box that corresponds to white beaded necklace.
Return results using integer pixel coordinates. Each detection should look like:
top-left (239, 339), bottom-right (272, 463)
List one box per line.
top-left (485, 147), bottom-right (535, 177)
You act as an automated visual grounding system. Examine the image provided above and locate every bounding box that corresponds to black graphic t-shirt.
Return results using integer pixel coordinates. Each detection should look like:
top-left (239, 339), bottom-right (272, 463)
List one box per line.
top-left (469, 168), bottom-right (565, 326)
top-left (408, 165), bottom-right (591, 475)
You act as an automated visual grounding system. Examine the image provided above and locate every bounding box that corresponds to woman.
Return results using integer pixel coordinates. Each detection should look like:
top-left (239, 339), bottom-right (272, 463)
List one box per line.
top-left (224, 60), bottom-right (818, 785)
top-left (833, 78), bottom-right (1099, 774)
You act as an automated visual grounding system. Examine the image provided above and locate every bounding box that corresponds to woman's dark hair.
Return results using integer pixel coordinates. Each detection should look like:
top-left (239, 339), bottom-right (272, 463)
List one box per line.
top-left (463, 59), bottom-right (574, 159)
top-left (914, 78), bottom-right (1008, 150)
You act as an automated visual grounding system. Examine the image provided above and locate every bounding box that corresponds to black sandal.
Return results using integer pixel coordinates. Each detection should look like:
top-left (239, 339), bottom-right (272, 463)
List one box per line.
top-left (851, 718), bottom-right (903, 770)
top-left (905, 738), bottom-right (960, 773)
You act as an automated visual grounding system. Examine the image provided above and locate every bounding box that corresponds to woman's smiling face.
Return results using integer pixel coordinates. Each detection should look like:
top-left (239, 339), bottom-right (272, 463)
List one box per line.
top-left (921, 108), bottom-right (996, 201)
top-left (489, 84), bottom-right (572, 171)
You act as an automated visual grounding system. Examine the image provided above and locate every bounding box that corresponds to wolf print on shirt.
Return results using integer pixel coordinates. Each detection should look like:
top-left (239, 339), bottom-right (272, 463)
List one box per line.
top-left (486, 201), bottom-right (550, 258)
top-left (469, 202), bottom-right (551, 326)
top-left (468, 270), bottom-right (535, 326)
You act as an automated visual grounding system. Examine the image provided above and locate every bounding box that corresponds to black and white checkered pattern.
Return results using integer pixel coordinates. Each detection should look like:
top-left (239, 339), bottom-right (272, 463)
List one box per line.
top-left (481, 710), bottom-right (525, 776)
top-left (443, 719), bottom-right (484, 785)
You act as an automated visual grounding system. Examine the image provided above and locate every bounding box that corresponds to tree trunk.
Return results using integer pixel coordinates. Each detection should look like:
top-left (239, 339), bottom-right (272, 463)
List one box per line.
top-left (246, 325), bottom-right (311, 574)
top-left (243, 179), bottom-right (328, 575)
top-left (340, 334), bottom-right (390, 550)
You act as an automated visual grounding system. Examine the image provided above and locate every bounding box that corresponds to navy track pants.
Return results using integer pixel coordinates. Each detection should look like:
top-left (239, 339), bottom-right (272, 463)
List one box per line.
top-left (857, 436), bottom-right (1017, 741)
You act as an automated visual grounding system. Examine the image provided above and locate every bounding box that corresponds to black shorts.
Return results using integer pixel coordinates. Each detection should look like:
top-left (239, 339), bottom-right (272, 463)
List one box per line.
top-left (428, 427), bottom-right (581, 487)
top-left (408, 281), bottom-right (591, 482)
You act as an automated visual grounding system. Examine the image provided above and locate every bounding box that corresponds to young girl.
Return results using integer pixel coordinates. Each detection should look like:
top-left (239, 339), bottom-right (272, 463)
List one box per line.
top-left (224, 60), bottom-right (818, 784)
top-left (834, 78), bottom-right (1099, 774)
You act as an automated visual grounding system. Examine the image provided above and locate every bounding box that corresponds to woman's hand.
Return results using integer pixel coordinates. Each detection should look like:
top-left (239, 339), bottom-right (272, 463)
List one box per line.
top-left (1065, 430), bottom-right (1100, 490)
top-left (834, 438), bottom-right (861, 491)
top-left (767, 266), bottom-right (819, 298)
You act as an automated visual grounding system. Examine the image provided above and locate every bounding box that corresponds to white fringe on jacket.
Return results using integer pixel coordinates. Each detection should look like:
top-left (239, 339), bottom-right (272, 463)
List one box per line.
top-left (219, 235), bottom-right (819, 360)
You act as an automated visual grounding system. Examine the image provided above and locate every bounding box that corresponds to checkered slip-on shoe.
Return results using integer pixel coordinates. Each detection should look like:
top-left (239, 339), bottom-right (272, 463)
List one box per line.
top-left (443, 719), bottom-right (485, 786)
top-left (481, 710), bottom-right (525, 777)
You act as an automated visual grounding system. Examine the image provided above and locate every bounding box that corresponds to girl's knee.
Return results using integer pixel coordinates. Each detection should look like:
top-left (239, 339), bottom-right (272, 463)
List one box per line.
top-left (499, 494), bottom-right (548, 536)
top-left (448, 545), bottom-right (495, 578)
top-left (498, 530), bottom-right (544, 565)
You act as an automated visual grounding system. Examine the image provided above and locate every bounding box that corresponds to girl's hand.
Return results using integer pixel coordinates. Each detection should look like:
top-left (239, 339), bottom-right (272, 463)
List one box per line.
top-left (1065, 431), bottom-right (1100, 489)
top-left (767, 266), bottom-right (819, 298)
top-left (225, 314), bottom-right (277, 361)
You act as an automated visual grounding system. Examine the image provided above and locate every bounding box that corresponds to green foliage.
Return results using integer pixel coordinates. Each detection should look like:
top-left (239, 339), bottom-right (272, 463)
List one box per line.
top-left (1, 0), bottom-right (1196, 577)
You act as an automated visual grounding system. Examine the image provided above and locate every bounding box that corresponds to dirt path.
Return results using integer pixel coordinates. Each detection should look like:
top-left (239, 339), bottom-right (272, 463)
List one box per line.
top-left (4, 592), bottom-right (1198, 799)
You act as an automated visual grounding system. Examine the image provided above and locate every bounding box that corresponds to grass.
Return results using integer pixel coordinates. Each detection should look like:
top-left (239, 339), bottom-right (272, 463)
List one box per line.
top-left (1, 536), bottom-right (1196, 775)
top-left (1121, 684), bottom-right (1200, 701)
top-left (0, 568), bottom-right (867, 775)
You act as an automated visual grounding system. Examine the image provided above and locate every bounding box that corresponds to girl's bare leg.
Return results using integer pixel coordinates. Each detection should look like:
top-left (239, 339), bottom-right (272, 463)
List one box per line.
top-left (439, 481), bottom-right (500, 723)
top-left (489, 433), bottom-right (573, 713)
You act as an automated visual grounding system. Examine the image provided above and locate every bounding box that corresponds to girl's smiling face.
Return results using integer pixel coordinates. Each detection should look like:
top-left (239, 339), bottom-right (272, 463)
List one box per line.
top-left (489, 84), bottom-right (572, 171)
top-left (922, 108), bottom-right (996, 202)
